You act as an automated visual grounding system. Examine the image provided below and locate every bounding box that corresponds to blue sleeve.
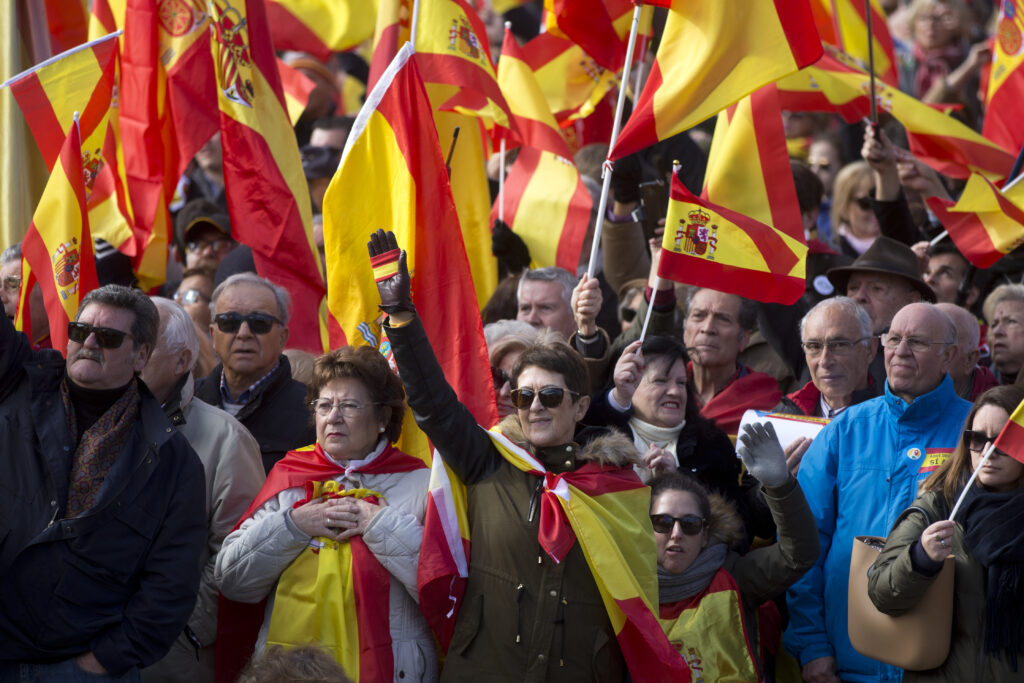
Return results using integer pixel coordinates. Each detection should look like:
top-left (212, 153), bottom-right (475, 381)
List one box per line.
top-left (783, 422), bottom-right (839, 666)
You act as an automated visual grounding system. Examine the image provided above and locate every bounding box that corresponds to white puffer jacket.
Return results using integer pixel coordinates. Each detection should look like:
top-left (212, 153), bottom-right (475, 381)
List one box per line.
top-left (215, 440), bottom-right (436, 682)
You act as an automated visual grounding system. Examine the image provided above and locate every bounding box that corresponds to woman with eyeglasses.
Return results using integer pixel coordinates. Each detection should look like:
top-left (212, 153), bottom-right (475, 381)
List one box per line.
top-left (652, 422), bottom-right (818, 680)
top-left (367, 229), bottom-right (686, 681)
top-left (867, 385), bottom-right (1024, 681)
top-left (215, 346), bottom-right (437, 682)
top-left (831, 161), bottom-right (882, 258)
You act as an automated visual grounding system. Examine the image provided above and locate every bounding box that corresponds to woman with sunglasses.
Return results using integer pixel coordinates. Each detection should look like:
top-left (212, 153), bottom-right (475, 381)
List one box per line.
top-left (215, 347), bottom-right (436, 682)
top-left (652, 422), bottom-right (819, 680)
top-left (367, 229), bottom-right (685, 681)
top-left (831, 161), bottom-right (881, 258)
top-left (868, 385), bottom-right (1024, 681)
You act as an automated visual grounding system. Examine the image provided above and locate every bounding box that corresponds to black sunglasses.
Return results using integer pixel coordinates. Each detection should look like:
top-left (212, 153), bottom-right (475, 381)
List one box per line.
top-left (67, 321), bottom-right (133, 349)
top-left (650, 513), bottom-right (706, 536)
top-left (509, 386), bottom-right (579, 409)
top-left (213, 312), bottom-right (282, 335)
top-left (852, 195), bottom-right (872, 210)
top-left (491, 366), bottom-right (510, 390)
top-left (963, 430), bottom-right (1010, 458)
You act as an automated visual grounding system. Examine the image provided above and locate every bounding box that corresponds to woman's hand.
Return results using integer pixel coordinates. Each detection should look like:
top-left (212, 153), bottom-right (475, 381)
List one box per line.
top-left (920, 520), bottom-right (955, 563)
top-left (642, 443), bottom-right (677, 477)
top-left (611, 340), bottom-right (645, 407)
top-left (291, 497), bottom-right (387, 541)
top-left (571, 274), bottom-right (602, 339)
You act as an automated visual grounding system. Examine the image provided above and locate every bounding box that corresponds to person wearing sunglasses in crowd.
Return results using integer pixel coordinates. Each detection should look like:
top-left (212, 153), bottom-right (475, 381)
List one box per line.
top-left (216, 347), bottom-right (435, 683)
top-left (174, 265), bottom-right (219, 377)
top-left (193, 272), bottom-right (314, 473)
top-left (484, 319), bottom-right (542, 420)
top-left (868, 385), bottom-right (1024, 681)
top-left (367, 229), bottom-right (686, 681)
top-left (0, 285), bottom-right (207, 681)
top-left (651, 422), bottom-right (818, 681)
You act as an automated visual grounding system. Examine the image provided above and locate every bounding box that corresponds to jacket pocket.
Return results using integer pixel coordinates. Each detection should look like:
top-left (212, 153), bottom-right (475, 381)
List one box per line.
top-left (68, 501), bottom-right (162, 582)
top-left (449, 593), bottom-right (483, 657)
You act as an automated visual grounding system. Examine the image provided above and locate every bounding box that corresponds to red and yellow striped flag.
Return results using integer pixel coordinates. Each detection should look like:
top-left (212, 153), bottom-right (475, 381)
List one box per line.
top-left (21, 119), bottom-right (99, 355)
top-left (266, 0), bottom-right (377, 61)
top-left (322, 42), bottom-right (497, 457)
top-left (926, 173), bottom-right (1024, 269)
top-left (44, 0), bottom-right (89, 54)
top-left (367, 0), bottom-right (412, 90)
top-left (809, 0), bottom-right (899, 86)
top-left (542, 0), bottom-right (633, 71)
top-left (611, 0), bottom-right (822, 160)
top-left (209, 0), bottom-right (326, 353)
top-left (276, 57), bottom-right (317, 124)
top-left (87, 0), bottom-right (123, 38)
top-left (522, 31), bottom-right (617, 124)
top-left (992, 395), bottom-right (1024, 463)
top-left (659, 174), bottom-right (804, 305)
top-left (983, 0), bottom-right (1024, 155)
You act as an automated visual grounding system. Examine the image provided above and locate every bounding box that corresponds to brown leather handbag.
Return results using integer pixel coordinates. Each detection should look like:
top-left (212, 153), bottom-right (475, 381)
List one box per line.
top-left (848, 506), bottom-right (955, 670)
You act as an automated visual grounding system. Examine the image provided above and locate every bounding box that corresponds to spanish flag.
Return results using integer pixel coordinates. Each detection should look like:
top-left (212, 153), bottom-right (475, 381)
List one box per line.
top-left (21, 118), bottom-right (99, 355)
top-left (926, 173), bottom-right (1024, 269)
top-left (87, 0), bottom-right (122, 38)
top-left (418, 428), bottom-right (690, 680)
top-left (659, 174), bottom-right (804, 305)
top-left (983, 0), bottom-right (1024, 155)
top-left (542, 0), bottom-right (633, 71)
top-left (808, 0), bottom-right (899, 86)
top-left (44, 0), bottom-right (89, 54)
top-left (276, 57), bottom-right (316, 124)
top-left (522, 31), bottom-right (618, 124)
top-left (611, 0), bottom-right (822, 160)
top-left (367, 0), bottom-right (412, 90)
top-left (992, 395), bottom-right (1024, 464)
top-left (209, 0), bottom-right (326, 353)
top-left (266, 0), bottom-right (377, 62)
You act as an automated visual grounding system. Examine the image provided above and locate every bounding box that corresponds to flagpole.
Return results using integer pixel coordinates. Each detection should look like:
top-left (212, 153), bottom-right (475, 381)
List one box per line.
top-left (0, 30), bottom-right (123, 89)
top-left (499, 138), bottom-right (506, 223)
top-left (586, 4), bottom-right (643, 280)
top-left (948, 442), bottom-right (996, 522)
top-left (411, 0), bottom-right (421, 50)
top-left (865, 1), bottom-right (878, 125)
top-left (930, 230), bottom-right (948, 247)
top-left (639, 158), bottom-right (680, 345)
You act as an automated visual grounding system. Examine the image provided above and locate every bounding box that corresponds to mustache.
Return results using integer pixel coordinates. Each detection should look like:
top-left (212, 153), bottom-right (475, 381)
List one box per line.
top-left (69, 348), bottom-right (103, 364)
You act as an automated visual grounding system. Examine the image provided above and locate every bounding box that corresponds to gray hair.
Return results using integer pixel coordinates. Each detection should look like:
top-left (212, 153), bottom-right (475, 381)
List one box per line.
top-left (210, 272), bottom-right (291, 324)
top-left (151, 297), bottom-right (200, 371)
top-left (1, 243), bottom-right (20, 265)
top-left (77, 285), bottom-right (159, 350)
top-left (484, 319), bottom-right (541, 350)
top-left (684, 287), bottom-right (759, 333)
top-left (983, 283), bottom-right (1024, 326)
top-left (799, 296), bottom-right (873, 340)
top-left (516, 267), bottom-right (578, 310)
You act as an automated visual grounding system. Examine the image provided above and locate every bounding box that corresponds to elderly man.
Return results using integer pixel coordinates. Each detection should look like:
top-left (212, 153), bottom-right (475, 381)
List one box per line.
top-left (0, 244), bottom-right (20, 320)
top-left (140, 298), bottom-right (266, 683)
top-left (784, 302), bottom-right (971, 683)
top-left (516, 267), bottom-right (579, 340)
top-left (684, 287), bottom-right (783, 438)
top-left (0, 285), bottom-right (206, 680)
top-left (935, 302), bottom-right (997, 401)
top-left (194, 272), bottom-right (314, 472)
top-left (984, 283), bottom-right (1024, 384)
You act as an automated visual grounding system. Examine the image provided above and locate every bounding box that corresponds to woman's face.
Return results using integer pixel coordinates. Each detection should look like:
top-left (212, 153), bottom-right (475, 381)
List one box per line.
top-left (913, 3), bottom-right (957, 50)
top-left (843, 180), bottom-right (880, 240)
top-left (631, 357), bottom-right (688, 428)
top-left (969, 404), bottom-right (1024, 493)
top-left (314, 377), bottom-right (386, 462)
top-left (514, 365), bottom-right (589, 448)
top-left (494, 350), bottom-right (522, 420)
top-left (652, 489), bottom-right (708, 575)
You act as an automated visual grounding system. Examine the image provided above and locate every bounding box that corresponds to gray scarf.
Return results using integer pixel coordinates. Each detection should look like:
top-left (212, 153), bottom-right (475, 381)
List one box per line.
top-left (657, 543), bottom-right (728, 604)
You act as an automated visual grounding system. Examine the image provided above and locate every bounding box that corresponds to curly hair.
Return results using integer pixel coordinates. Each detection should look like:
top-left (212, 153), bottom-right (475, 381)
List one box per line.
top-left (307, 346), bottom-right (406, 443)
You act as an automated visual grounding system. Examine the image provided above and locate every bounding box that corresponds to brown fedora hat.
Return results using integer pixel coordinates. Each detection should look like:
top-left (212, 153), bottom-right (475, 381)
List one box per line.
top-left (827, 236), bottom-right (936, 302)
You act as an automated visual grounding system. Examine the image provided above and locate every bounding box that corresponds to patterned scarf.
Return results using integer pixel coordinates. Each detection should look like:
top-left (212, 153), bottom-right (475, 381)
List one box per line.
top-left (61, 378), bottom-right (141, 518)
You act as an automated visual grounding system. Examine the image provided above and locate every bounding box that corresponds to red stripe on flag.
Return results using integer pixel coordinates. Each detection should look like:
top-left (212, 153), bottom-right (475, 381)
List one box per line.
top-left (555, 164), bottom-right (592, 271)
top-left (414, 52), bottom-right (515, 123)
top-left (11, 73), bottom-right (65, 166)
top-left (615, 595), bottom-right (692, 680)
top-left (927, 197), bottom-right (1003, 269)
top-left (266, 3), bottom-right (332, 61)
top-left (983, 72), bottom-right (1024, 154)
top-left (614, 60), bottom-right (663, 158)
top-left (771, 0), bottom-right (825, 68)
top-left (751, 85), bottom-right (805, 243)
top-left (659, 249), bottom-right (804, 304)
top-left (908, 131), bottom-right (1015, 180)
top-left (994, 415), bottom-right (1024, 464)
top-left (350, 537), bottom-right (395, 681)
top-left (417, 492), bottom-right (469, 650)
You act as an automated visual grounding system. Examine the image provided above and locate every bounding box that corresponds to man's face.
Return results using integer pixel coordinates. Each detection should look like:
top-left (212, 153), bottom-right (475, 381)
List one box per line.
top-left (924, 252), bottom-right (974, 307)
top-left (140, 308), bottom-right (190, 403)
top-left (175, 274), bottom-right (214, 329)
top-left (67, 303), bottom-right (150, 390)
top-left (802, 306), bottom-right (875, 408)
top-left (989, 299), bottom-right (1024, 377)
top-left (808, 140), bottom-right (840, 196)
top-left (211, 282), bottom-right (288, 382)
top-left (683, 289), bottom-right (750, 371)
top-left (847, 272), bottom-right (920, 335)
top-left (517, 279), bottom-right (575, 340)
top-left (0, 260), bottom-right (21, 319)
top-left (184, 225), bottom-right (234, 270)
top-left (883, 304), bottom-right (956, 402)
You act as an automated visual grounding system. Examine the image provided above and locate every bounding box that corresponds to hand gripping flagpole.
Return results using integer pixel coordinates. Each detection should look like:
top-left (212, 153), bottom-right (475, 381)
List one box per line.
top-left (586, 4), bottom-right (643, 280)
top-left (948, 442), bottom-right (997, 522)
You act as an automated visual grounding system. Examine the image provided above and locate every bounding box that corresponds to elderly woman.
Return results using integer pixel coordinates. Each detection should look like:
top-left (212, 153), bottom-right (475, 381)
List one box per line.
top-left (868, 385), bottom-right (1024, 680)
top-left (367, 230), bottom-right (684, 681)
top-left (484, 319), bottom-right (541, 420)
top-left (215, 347), bottom-right (435, 682)
top-left (652, 423), bottom-right (818, 680)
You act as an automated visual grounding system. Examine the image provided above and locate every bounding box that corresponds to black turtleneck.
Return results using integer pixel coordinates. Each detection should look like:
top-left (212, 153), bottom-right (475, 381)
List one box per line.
top-left (67, 378), bottom-right (132, 435)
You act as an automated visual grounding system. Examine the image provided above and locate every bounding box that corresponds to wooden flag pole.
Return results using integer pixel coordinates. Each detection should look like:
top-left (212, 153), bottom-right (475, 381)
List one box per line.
top-left (865, 1), bottom-right (878, 126)
top-left (586, 4), bottom-right (643, 280)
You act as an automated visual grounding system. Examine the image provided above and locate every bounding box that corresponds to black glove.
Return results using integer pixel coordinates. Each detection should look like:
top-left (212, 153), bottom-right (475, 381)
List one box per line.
top-left (491, 219), bottom-right (531, 279)
top-left (367, 229), bottom-right (413, 314)
top-left (610, 152), bottom-right (643, 204)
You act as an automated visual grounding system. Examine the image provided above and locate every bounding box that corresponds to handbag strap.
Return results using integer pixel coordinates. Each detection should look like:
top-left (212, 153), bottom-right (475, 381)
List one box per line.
top-left (888, 505), bottom-right (933, 535)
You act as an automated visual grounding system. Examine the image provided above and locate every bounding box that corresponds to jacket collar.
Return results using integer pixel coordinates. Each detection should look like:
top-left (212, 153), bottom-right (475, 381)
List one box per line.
top-left (883, 373), bottom-right (959, 422)
top-left (197, 355), bottom-right (293, 418)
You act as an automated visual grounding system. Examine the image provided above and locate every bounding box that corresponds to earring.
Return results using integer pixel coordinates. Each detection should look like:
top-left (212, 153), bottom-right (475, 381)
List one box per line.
top-left (379, 426), bottom-right (385, 433)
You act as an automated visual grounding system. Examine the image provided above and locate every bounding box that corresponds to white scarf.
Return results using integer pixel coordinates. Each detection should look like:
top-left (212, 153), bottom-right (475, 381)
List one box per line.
top-left (628, 416), bottom-right (685, 482)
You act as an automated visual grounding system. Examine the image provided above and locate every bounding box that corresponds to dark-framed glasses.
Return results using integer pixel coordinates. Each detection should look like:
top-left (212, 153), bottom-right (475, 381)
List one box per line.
top-left (67, 321), bottom-right (133, 349)
top-left (213, 312), bottom-right (282, 335)
top-left (186, 239), bottom-right (230, 254)
top-left (173, 288), bottom-right (210, 305)
top-left (800, 338), bottom-right (870, 357)
top-left (491, 366), bottom-right (510, 390)
top-left (879, 334), bottom-right (951, 353)
top-left (2, 275), bottom-right (21, 293)
top-left (650, 513), bottom-right (706, 536)
top-left (309, 399), bottom-right (378, 418)
top-left (962, 430), bottom-right (1010, 458)
top-left (509, 386), bottom-right (579, 409)
top-left (852, 196), bottom-right (872, 210)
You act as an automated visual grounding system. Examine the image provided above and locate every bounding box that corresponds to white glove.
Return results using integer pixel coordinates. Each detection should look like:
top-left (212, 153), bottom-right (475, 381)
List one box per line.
top-left (737, 422), bottom-right (790, 488)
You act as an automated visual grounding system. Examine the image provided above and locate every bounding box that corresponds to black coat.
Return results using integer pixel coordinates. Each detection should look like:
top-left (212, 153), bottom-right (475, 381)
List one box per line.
top-left (0, 314), bottom-right (207, 676)
top-left (194, 356), bottom-right (315, 473)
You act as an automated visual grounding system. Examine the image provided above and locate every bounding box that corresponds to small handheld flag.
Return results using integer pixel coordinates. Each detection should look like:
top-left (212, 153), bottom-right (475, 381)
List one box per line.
top-left (949, 397), bottom-right (1024, 520)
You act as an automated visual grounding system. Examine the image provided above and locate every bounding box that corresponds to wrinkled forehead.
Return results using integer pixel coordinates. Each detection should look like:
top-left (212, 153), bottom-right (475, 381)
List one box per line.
top-left (217, 281), bottom-right (278, 315)
top-left (804, 307), bottom-right (864, 340)
top-left (688, 289), bottom-right (741, 318)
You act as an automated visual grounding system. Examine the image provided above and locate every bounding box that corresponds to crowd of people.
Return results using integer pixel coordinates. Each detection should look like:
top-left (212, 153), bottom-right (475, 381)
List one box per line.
top-left (3, 0), bottom-right (1024, 681)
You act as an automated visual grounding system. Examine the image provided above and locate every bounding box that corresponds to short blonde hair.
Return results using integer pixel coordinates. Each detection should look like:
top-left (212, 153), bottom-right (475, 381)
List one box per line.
top-left (831, 161), bottom-right (874, 230)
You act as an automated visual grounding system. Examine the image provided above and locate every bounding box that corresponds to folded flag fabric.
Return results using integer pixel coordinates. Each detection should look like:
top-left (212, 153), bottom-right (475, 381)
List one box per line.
top-left (983, 0), bottom-right (1024, 155)
top-left (993, 395), bottom-right (1024, 464)
top-left (927, 173), bottom-right (1024, 269)
top-left (266, 0), bottom-right (377, 61)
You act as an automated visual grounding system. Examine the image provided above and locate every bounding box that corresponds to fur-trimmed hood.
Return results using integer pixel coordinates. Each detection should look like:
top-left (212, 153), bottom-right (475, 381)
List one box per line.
top-left (497, 415), bottom-right (641, 468)
top-left (707, 492), bottom-right (746, 551)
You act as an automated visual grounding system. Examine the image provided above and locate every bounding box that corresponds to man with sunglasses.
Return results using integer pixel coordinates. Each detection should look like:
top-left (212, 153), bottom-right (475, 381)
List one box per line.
top-left (0, 285), bottom-right (207, 681)
top-left (193, 272), bottom-right (314, 473)
top-left (785, 302), bottom-right (971, 683)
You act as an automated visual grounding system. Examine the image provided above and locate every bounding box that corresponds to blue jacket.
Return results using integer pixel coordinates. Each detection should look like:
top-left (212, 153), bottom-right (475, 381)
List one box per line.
top-left (783, 375), bottom-right (971, 682)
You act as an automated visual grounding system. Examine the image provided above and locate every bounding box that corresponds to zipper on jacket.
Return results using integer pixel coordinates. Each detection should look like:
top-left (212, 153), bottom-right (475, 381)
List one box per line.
top-left (527, 479), bottom-right (543, 523)
top-left (555, 597), bottom-right (568, 667)
top-left (515, 583), bottom-right (525, 644)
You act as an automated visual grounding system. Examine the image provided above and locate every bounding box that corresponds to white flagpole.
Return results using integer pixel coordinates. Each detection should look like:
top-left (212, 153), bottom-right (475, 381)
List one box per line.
top-left (930, 230), bottom-right (948, 247)
top-left (948, 442), bottom-right (996, 522)
top-left (1, 30), bottom-right (123, 89)
top-left (586, 4), bottom-right (643, 280)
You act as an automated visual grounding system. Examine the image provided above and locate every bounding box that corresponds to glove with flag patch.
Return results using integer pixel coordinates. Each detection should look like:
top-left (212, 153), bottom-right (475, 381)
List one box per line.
top-left (367, 229), bottom-right (413, 314)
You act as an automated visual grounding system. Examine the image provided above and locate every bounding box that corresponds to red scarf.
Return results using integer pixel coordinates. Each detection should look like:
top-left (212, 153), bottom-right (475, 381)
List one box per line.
top-left (690, 363), bottom-right (783, 436)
